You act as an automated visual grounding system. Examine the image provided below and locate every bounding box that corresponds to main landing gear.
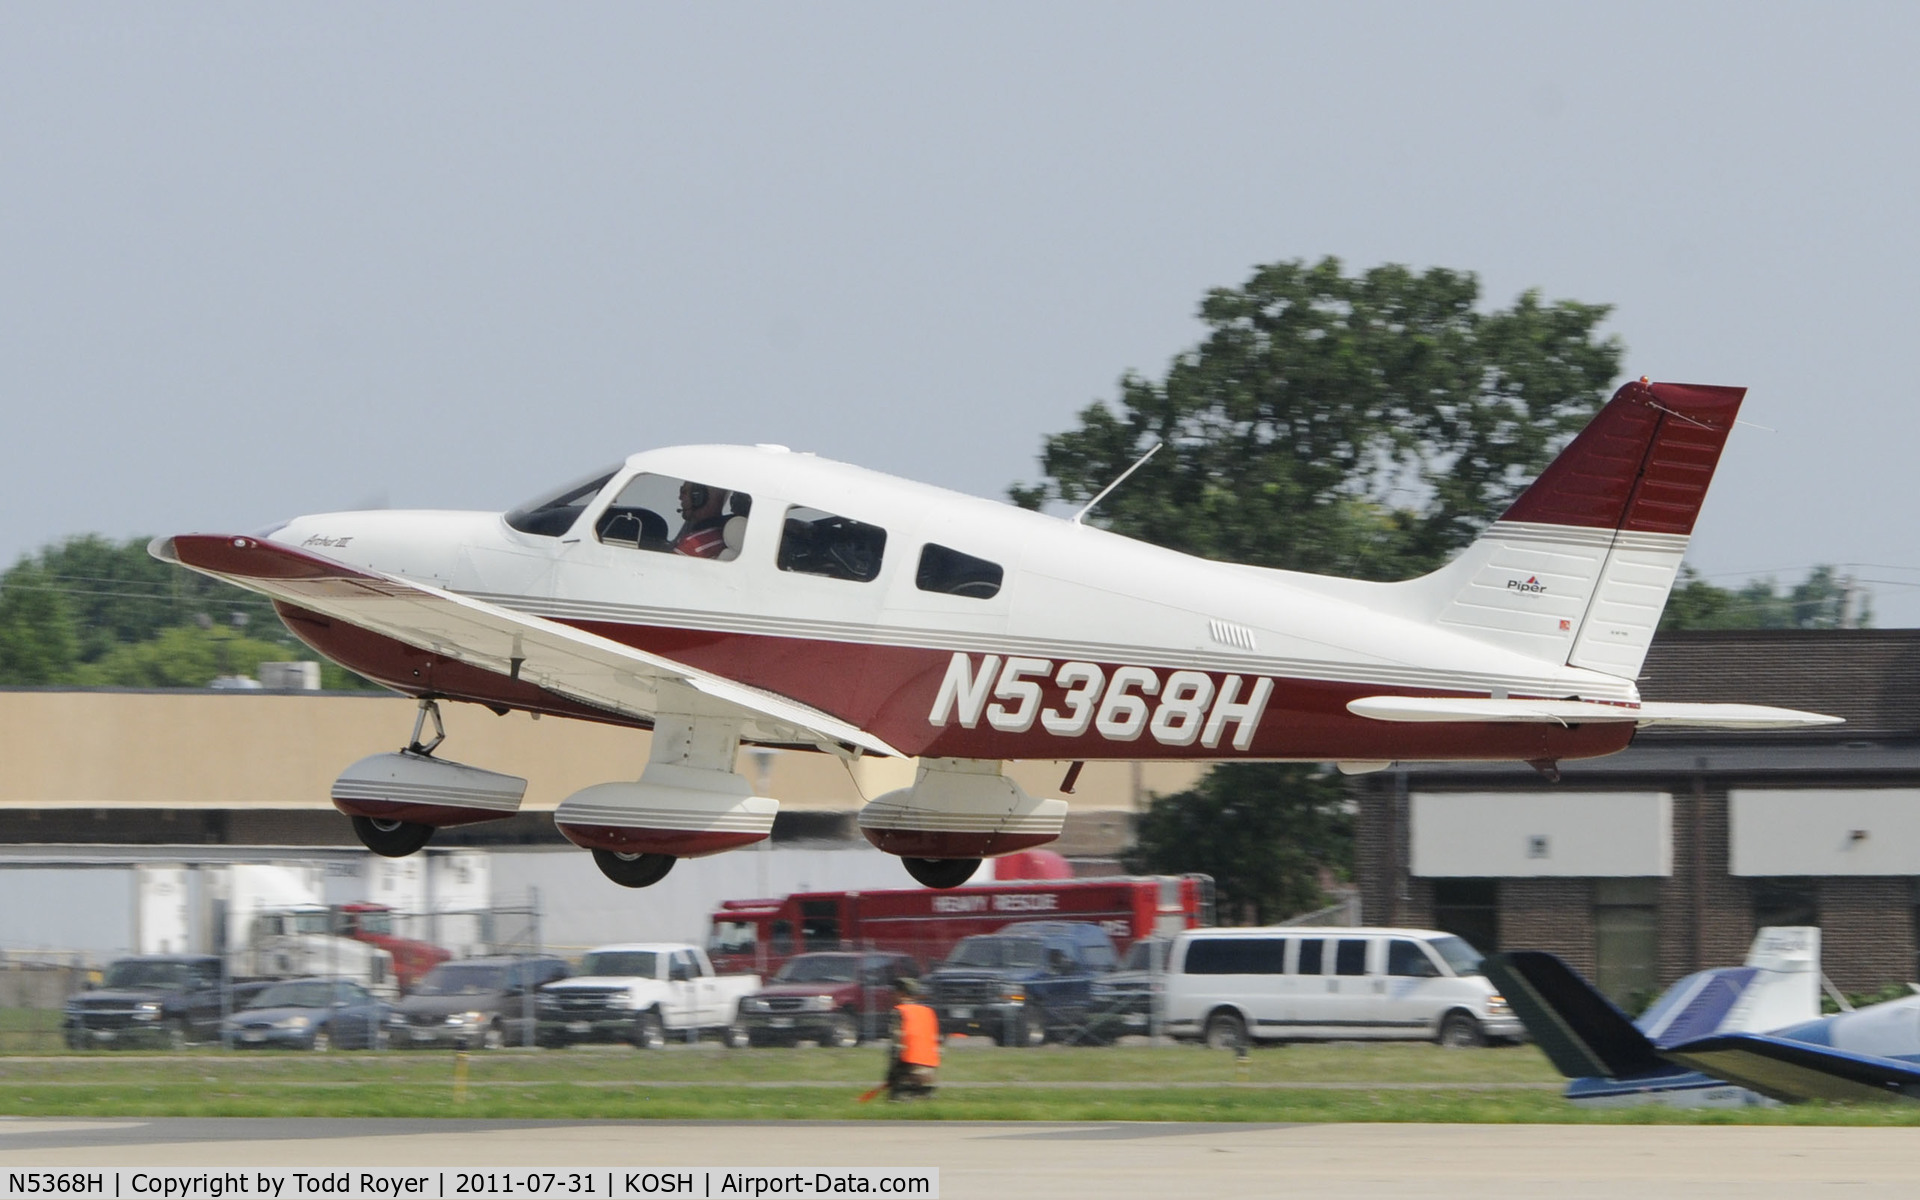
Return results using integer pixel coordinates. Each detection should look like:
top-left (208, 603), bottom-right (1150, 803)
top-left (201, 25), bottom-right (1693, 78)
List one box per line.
top-left (902, 857), bottom-right (981, 889)
top-left (592, 849), bottom-right (677, 888)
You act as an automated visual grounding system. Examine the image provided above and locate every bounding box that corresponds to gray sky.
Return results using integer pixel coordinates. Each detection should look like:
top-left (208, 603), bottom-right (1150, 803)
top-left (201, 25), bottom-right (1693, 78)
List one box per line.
top-left (5, 3), bottom-right (1918, 620)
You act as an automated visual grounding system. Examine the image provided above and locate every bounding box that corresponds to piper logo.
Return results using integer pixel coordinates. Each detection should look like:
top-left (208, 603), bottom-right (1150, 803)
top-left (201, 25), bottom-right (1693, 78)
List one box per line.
top-left (927, 653), bottom-right (1273, 751)
top-left (1506, 575), bottom-right (1546, 594)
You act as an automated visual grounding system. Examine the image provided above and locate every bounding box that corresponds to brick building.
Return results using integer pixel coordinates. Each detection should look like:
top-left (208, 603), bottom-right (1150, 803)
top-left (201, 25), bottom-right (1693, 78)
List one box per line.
top-left (1353, 629), bottom-right (1920, 1003)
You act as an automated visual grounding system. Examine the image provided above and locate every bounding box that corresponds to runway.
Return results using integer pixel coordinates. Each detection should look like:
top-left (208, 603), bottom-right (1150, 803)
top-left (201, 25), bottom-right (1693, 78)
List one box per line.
top-left (0, 1119), bottom-right (1916, 1199)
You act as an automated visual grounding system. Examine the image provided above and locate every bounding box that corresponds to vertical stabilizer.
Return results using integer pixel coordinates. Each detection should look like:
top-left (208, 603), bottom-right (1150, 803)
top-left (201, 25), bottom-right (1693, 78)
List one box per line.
top-left (1418, 379), bottom-right (1744, 680)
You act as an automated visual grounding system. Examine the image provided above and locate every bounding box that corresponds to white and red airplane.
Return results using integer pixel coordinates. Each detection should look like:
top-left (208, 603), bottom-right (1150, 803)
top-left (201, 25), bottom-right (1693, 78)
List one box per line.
top-left (154, 378), bottom-right (1837, 889)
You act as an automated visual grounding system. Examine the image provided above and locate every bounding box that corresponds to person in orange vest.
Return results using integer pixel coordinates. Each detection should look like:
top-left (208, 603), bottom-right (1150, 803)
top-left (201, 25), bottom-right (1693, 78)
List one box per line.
top-left (884, 977), bottom-right (940, 1101)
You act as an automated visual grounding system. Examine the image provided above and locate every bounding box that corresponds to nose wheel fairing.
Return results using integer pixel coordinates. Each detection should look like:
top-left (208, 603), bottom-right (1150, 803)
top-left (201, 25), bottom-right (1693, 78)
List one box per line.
top-left (331, 702), bottom-right (530, 830)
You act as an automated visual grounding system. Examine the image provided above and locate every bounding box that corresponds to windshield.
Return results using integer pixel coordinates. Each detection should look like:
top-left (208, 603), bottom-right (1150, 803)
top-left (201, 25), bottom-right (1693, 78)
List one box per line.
top-left (248, 981), bottom-right (338, 1009)
top-left (1429, 935), bottom-right (1484, 976)
top-left (353, 911), bottom-right (393, 936)
top-left (774, 956), bottom-right (859, 984)
top-left (945, 938), bottom-right (1044, 970)
top-left (414, 964), bottom-right (508, 996)
top-left (579, 951), bottom-right (659, 978)
top-left (504, 467), bottom-right (618, 537)
top-left (708, 921), bottom-right (756, 957)
top-left (103, 961), bottom-right (196, 991)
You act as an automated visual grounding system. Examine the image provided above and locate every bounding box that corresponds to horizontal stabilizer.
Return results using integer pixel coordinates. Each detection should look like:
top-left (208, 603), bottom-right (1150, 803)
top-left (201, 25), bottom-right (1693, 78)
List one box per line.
top-left (1484, 951), bottom-right (1666, 1080)
top-left (1348, 695), bottom-right (1842, 730)
top-left (1662, 1033), bottom-right (1920, 1104)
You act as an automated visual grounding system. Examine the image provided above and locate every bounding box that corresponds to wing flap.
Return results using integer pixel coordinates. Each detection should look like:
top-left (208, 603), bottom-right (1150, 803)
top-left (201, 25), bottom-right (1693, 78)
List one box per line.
top-left (1348, 695), bottom-right (1841, 729)
top-left (154, 534), bottom-right (903, 758)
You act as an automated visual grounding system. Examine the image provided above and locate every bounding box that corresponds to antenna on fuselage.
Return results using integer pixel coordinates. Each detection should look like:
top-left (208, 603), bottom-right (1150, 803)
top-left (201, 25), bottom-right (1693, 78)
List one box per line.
top-left (1069, 441), bottom-right (1163, 527)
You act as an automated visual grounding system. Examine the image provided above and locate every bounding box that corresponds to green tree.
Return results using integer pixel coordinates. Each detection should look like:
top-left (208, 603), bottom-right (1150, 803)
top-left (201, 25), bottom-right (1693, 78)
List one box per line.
top-left (0, 563), bottom-right (80, 684)
top-left (1124, 764), bottom-right (1352, 924)
top-left (1012, 256), bottom-right (1623, 577)
top-left (1660, 564), bottom-right (1871, 631)
top-left (0, 535), bottom-right (381, 689)
top-left (1020, 257), bottom-right (1625, 902)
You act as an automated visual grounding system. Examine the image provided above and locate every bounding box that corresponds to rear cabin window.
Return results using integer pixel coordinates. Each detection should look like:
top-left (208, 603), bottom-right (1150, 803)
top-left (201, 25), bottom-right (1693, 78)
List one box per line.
top-left (915, 544), bottom-right (1004, 599)
top-left (504, 467), bottom-right (618, 537)
top-left (1182, 937), bottom-right (1287, 974)
top-left (595, 472), bottom-right (751, 561)
top-left (778, 506), bottom-right (886, 582)
top-left (1335, 939), bottom-right (1369, 976)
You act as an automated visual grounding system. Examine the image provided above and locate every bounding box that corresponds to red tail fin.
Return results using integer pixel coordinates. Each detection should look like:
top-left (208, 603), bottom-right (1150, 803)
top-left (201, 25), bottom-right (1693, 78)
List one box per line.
top-left (1500, 380), bottom-right (1744, 535)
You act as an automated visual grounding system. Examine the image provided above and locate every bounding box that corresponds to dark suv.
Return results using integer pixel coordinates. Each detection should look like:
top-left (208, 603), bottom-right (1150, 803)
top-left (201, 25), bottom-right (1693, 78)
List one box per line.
top-left (63, 955), bottom-right (226, 1050)
top-left (391, 956), bottom-right (570, 1049)
top-left (925, 922), bottom-right (1117, 1047)
top-left (737, 952), bottom-right (919, 1048)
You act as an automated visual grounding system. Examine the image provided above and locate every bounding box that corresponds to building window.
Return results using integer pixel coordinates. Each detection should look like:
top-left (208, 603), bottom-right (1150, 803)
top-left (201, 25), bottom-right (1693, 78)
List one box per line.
top-left (1593, 878), bottom-right (1661, 1009)
top-left (1431, 879), bottom-right (1499, 953)
top-left (1752, 879), bottom-right (1819, 930)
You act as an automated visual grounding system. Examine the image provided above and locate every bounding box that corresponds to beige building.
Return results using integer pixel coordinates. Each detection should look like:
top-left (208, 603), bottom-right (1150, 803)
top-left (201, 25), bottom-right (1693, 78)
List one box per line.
top-left (0, 690), bottom-right (1205, 858)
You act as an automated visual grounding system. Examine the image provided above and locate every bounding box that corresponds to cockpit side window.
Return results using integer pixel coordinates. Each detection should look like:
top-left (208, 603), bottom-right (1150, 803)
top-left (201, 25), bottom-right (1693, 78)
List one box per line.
top-left (596, 472), bottom-right (752, 561)
top-left (504, 468), bottom-right (619, 537)
top-left (778, 506), bottom-right (886, 583)
top-left (915, 544), bottom-right (1004, 599)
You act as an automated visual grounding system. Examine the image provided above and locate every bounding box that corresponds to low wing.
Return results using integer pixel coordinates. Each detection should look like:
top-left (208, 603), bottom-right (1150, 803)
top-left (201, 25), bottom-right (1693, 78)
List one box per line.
top-left (1662, 1033), bottom-right (1920, 1104)
top-left (153, 534), bottom-right (903, 758)
top-left (1348, 695), bottom-right (1841, 730)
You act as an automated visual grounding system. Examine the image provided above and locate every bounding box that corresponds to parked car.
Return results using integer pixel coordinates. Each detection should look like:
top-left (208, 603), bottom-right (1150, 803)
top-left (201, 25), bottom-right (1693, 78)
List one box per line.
top-left (63, 955), bottom-right (227, 1050)
top-left (736, 952), bottom-right (920, 1047)
top-left (390, 956), bottom-right (571, 1049)
top-left (924, 922), bottom-right (1118, 1046)
top-left (1084, 936), bottom-right (1171, 1043)
top-left (535, 943), bottom-right (759, 1049)
top-left (224, 977), bottom-right (393, 1051)
top-left (1161, 926), bottom-right (1523, 1050)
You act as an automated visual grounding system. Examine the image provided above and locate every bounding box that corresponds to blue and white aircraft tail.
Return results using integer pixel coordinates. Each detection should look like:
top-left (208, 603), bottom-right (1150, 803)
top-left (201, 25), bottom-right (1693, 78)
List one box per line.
top-left (1483, 927), bottom-right (1907, 1107)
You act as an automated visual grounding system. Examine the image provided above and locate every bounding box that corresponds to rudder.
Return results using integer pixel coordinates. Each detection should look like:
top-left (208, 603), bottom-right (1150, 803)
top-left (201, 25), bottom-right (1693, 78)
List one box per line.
top-left (1418, 379), bottom-right (1744, 679)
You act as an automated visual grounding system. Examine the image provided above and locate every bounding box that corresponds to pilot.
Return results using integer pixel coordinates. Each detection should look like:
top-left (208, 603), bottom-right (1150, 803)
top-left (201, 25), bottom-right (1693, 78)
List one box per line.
top-left (674, 481), bottom-right (731, 558)
top-left (883, 977), bottom-right (939, 1101)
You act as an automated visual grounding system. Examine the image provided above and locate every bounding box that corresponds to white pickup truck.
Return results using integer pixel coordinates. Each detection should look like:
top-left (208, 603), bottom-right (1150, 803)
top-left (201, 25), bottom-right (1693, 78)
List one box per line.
top-left (535, 943), bottom-right (760, 1049)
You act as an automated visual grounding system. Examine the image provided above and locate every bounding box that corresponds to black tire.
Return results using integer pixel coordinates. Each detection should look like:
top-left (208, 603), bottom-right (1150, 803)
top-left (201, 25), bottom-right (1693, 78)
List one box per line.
top-left (351, 816), bottom-right (434, 858)
top-left (632, 1009), bottom-right (666, 1050)
top-left (1204, 1010), bottom-right (1247, 1053)
top-left (996, 1009), bottom-right (1030, 1048)
top-left (902, 857), bottom-right (981, 889)
top-left (481, 1020), bottom-right (505, 1050)
top-left (309, 1027), bottom-right (331, 1053)
top-left (722, 1021), bottom-right (750, 1049)
top-left (592, 849), bottom-right (676, 888)
top-left (1438, 1011), bottom-right (1486, 1049)
top-left (824, 1011), bottom-right (860, 1049)
top-left (64, 1027), bottom-right (87, 1052)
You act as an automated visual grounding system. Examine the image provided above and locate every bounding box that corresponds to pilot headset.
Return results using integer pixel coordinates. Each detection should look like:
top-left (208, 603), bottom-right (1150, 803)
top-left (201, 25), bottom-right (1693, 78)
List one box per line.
top-left (685, 483), bottom-right (710, 510)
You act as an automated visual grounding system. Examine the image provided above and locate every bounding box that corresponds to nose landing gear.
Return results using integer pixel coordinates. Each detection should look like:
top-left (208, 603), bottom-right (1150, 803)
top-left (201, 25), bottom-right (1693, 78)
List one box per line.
top-left (332, 699), bottom-right (530, 858)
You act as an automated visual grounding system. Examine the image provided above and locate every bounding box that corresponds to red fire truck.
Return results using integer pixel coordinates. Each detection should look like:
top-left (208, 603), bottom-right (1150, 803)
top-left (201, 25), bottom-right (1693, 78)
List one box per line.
top-left (707, 875), bottom-right (1214, 975)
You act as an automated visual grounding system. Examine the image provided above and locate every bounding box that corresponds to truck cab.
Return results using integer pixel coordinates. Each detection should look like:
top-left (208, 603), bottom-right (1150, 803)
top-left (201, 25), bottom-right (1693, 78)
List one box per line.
top-left (536, 943), bottom-right (760, 1049)
top-left (925, 922), bottom-right (1118, 1046)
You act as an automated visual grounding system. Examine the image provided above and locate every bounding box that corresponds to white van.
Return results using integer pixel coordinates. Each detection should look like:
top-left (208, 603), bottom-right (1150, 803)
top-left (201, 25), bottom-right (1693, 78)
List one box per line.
top-left (1162, 926), bottom-right (1522, 1049)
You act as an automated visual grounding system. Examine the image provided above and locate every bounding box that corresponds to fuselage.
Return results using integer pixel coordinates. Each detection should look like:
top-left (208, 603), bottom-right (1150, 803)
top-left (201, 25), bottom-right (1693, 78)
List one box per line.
top-left (263, 444), bottom-right (1637, 764)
